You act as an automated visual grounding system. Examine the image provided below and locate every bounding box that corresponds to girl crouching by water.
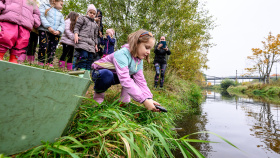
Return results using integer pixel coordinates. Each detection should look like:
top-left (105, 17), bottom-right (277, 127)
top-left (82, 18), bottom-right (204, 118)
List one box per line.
top-left (91, 29), bottom-right (161, 112)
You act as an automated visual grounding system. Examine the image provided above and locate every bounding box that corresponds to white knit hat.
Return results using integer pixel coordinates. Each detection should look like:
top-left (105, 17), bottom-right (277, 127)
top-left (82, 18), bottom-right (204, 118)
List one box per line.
top-left (87, 4), bottom-right (97, 13)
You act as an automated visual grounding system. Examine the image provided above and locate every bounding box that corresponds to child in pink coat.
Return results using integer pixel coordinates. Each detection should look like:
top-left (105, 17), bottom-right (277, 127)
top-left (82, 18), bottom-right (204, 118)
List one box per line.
top-left (92, 30), bottom-right (161, 112)
top-left (59, 11), bottom-right (79, 70)
top-left (0, 0), bottom-right (41, 63)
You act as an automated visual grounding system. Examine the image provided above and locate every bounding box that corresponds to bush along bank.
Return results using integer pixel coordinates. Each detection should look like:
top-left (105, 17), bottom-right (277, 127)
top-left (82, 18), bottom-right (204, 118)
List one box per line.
top-left (227, 82), bottom-right (280, 97)
top-left (227, 83), bottom-right (280, 104)
top-left (5, 69), bottom-right (208, 158)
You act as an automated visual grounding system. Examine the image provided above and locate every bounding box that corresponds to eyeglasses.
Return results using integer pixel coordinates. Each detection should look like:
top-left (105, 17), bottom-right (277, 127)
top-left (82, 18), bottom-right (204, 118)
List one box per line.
top-left (140, 31), bottom-right (153, 37)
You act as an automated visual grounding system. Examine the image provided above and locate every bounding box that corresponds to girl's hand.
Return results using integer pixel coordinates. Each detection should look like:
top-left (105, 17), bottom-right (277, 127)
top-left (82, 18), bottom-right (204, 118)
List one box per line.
top-left (99, 31), bottom-right (103, 37)
top-left (74, 33), bottom-right (80, 43)
top-left (54, 31), bottom-right (60, 36)
top-left (95, 45), bottom-right (98, 52)
top-left (104, 33), bottom-right (108, 39)
top-left (95, 18), bottom-right (100, 22)
top-left (163, 47), bottom-right (168, 51)
top-left (143, 99), bottom-right (160, 112)
top-left (48, 27), bottom-right (55, 34)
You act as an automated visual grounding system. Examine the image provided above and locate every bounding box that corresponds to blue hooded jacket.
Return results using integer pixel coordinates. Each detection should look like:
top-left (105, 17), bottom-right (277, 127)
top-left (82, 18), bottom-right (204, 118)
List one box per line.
top-left (38, 3), bottom-right (65, 35)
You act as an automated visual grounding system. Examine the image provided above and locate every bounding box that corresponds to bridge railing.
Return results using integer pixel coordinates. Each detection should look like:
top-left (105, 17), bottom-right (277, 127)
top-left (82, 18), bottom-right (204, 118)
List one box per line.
top-left (205, 76), bottom-right (273, 80)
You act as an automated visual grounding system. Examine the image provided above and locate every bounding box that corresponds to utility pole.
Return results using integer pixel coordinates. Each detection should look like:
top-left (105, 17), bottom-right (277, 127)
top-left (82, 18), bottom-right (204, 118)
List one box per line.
top-left (214, 77), bottom-right (216, 85)
top-left (242, 70), bottom-right (243, 83)
top-left (236, 70), bottom-right (237, 83)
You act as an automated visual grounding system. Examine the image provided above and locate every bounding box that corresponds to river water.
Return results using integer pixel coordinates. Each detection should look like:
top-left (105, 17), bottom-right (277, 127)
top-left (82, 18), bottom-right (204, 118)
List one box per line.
top-left (175, 91), bottom-right (280, 158)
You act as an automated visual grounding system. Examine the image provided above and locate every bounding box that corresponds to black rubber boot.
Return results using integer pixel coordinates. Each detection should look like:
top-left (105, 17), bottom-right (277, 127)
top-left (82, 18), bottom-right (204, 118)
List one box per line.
top-left (154, 82), bottom-right (158, 88)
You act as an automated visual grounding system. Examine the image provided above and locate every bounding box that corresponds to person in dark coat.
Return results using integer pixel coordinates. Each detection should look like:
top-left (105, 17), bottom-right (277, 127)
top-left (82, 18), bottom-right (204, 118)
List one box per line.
top-left (153, 36), bottom-right (171, 88)
top-left (93, 9), bottom-right (103, 62)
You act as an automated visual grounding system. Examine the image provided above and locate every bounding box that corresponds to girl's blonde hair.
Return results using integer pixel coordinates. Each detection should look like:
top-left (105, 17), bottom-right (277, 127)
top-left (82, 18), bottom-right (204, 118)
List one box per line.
top-left (45, 0), bottom-right (63, 16)
top-left (27, 0), bottom-right (38, 6)
top-left (127, 29), bottom-right (155, 63)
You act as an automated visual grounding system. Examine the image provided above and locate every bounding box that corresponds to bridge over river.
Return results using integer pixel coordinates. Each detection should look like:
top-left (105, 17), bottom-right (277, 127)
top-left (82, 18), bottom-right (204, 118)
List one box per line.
top-left (205, 75), bottom-right (278, 85)
top-left (206, 76), bottom-right (263, 80)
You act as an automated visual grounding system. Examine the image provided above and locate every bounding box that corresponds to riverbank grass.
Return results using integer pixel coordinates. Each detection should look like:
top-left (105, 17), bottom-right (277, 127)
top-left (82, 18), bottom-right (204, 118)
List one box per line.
top-left (228, 82), bottom-right (280, 97)
top-left (227, 81), bottom-right (280, 104)
top-left (5, 68), bottom-right (207, 158)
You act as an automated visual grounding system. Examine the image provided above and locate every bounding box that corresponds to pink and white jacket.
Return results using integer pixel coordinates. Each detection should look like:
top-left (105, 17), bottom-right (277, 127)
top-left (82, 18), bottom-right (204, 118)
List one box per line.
top-left (92, 44), bottom-right (153, 103)
top-left (0, 0), bottom-right (41, 31)
top-left (60, 19), bottom-right (75, 46)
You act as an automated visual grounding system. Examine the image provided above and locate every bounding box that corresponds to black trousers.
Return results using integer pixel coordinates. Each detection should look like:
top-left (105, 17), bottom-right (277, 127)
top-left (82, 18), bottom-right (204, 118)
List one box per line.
top-left (38, 30), bottom-right (60, 63)
top-left (60, 44), bottom-right (74, 63)
top-left (26, 31), bottom-right (39, 56)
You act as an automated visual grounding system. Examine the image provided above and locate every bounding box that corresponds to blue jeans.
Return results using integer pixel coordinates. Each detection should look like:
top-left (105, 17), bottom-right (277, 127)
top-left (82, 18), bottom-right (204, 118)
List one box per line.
top-left (92, 69), bottom-right (120, 93)
top-left (72, 56), bottom-right (77, 70)
top-left (77, 49), bottom-right (93, 70)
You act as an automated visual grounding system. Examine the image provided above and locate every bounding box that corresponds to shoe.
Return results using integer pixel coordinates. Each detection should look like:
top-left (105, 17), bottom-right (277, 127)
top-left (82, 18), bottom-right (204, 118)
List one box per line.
top-left (9, 54), bottom-right (18, 64)
top-left (17, 54), bottom-right (26, 64)
top-left (27, 55), bottom-right (35, 64)
top-left (47, 63), bottom-right (54, 67)
top-left (38, 62), bottom-right (44, 66)
top-left (0, 53), bottom-right (5, 60)
top-left (67, 63), bottom-right (72, 71)
top-left (154, 81), bottom-right (158, 88)
top-left (119, 102), bottom-right (127, 107)
top-left (93, 92), bottom-right (105, 104)
top-left (59, 61), bottom-right (65, 68)
top-left (119, 87), bottom-right (131, 103)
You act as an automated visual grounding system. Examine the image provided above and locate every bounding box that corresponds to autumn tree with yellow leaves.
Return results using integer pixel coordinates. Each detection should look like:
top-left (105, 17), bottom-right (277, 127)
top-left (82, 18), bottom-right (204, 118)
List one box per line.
top-left (62, 0), bottom-right (214, 82)
top-left (246, 32), bottom-right (280, 83)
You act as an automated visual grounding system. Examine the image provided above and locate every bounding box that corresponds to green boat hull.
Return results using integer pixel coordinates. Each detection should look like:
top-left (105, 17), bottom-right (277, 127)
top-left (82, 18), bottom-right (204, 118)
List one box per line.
top-left (0, 61), bottom-right (91, 155)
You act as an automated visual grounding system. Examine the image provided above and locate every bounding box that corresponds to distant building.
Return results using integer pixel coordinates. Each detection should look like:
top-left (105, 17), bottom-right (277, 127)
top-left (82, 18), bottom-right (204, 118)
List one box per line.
top-left (271, 74), bottom-right (280, 77)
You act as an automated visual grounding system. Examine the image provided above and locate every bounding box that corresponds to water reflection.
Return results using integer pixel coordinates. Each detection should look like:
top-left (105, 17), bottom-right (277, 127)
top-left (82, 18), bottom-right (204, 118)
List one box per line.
top-left (175, 106), bottom-right (211, 157)
top-left (220, 91), bottom-right (233, 99)
top-left (176, 91), bottom-right (280, 158)
top-left (243, 102), bottom-right (280, 154)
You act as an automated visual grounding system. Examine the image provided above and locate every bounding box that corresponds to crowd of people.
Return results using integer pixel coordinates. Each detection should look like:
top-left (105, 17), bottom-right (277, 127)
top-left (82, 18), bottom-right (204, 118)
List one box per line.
top-left (0, 0), bottom-right (171, 112)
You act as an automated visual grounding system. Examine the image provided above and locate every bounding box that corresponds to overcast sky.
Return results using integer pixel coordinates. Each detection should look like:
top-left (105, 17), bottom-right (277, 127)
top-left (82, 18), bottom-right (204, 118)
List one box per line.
top-left (37, 0), bottom-right (280, 78)
top-left (203, 0), bottom-right (280, 78)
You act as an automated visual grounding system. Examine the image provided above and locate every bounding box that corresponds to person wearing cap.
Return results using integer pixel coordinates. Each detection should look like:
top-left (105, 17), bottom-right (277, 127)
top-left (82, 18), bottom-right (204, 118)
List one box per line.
top-left (100, 28), bottom-right (116, 58)
top-left (73, 4), bottom-right (99, 71)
